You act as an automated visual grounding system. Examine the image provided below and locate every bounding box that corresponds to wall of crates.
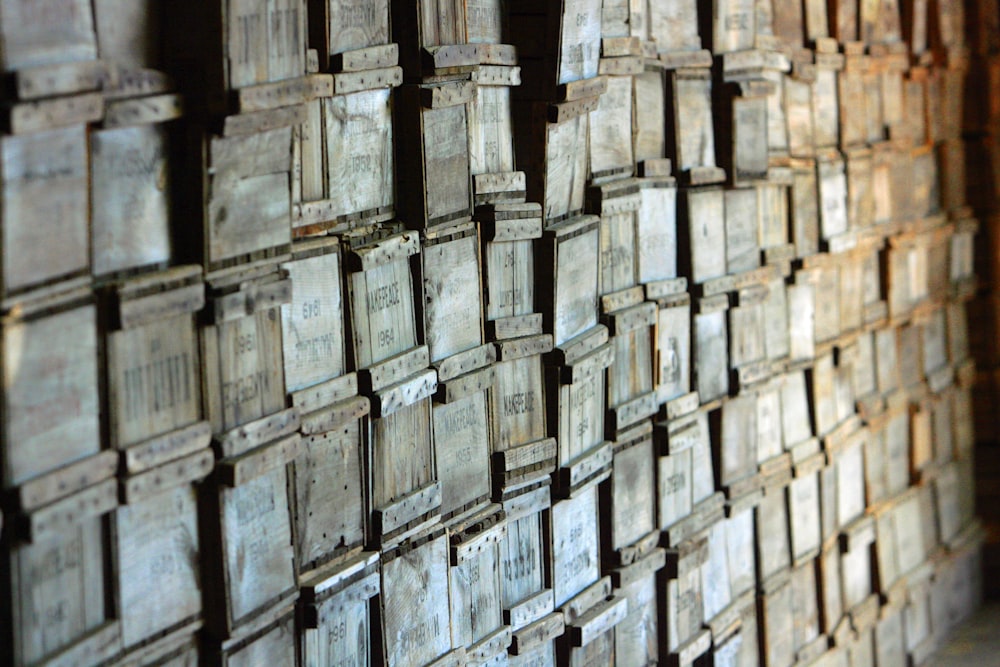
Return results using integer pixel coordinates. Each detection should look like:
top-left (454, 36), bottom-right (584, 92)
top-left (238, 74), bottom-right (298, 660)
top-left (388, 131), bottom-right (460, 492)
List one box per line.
top-left (0, 0), bottom-right (986, 665)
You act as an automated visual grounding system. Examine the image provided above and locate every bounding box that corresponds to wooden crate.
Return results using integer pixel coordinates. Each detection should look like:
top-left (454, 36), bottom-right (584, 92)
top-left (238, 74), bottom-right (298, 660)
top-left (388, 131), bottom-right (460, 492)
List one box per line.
top-left (469, 66), bottom-right (520, 183)
top-left (665, 68), bottom-right (724, 182)
top-left (200, 416), bottom-right (300, 638)
top-left (498, 483), bottom-right (553, 624)
top-left (512, 101), bottom-right (592, 223)
top-left (729, 286), bottom-right (769, 390)
top-left (289, 375), bottom-right (371, 575)
top-left (508, 0), bottom-right (602, 95)
top-left (678, 185), bottom-right (726, 287)
top-left (201, 266), bottom-right (289, 435)
top-left (650, 282), bottom-right (692, 405)
top-left (395, 81), bottom-right (474, 230)
top-left (789, 157), bottom-right (819, 260)
top-left (693, 296), bottom-right (730, 404)
top-left (549, 482), bottom-right (604, 608)
top-left (205, 602), bottom-right (297, 667)
top-left (555, 577), bottom-right (627, 667)
top-left (601, 421), bottom-right (657, 561)
top-left (432, 346), bottom-right (495, 519)
top-left (391, 0), bottom-right (487, 78)
top-left (299, 551), bottom-right (380, 667)
top-left (307, 0), bottom-right (391, 72)
top-left (545, 327), bottom-right (614, 496)
top-left (377, 525), bottom-right (460, 667)
top-left (757, 571), bottom-right (795, 667)
top-left (609, 547), bottom-right (664, 666)
top-left (634, 70), bottom-right (667, 169)
top-left (635, 170), bottom-right (678, 286)
top-left (419, 221), bottom-right (486, 363)
top-left (165, 0), bottom-right (307, 101)
top-left (2, 476), bottom-right (120, 666)
top-left (757, 170), bottom-right (792, 258)
top-left (113, 452), bottom-right (212, 653)
top-left (714, 394), bottom-right (760, 496)
top-left (107, 630), bottom-right (200, 666)
top-left (0, 126), bottom-right (90, 302)
top-left (536, 215), bottom-right (600, 347)
top-left (661, 536), bottom-right (711, 658)
top-left (756, 482), bottom-right (792, 582)
top-left (588, 180), bottom-right (640, 298)
top-left (785, 66), bottom-right (816, 160)
top-left (293, 86), bottom-right (398, 237)
top-left (656, 407), bottom-right (716, 533)
top-left (648, 0), bottom-right (703, 57)
top-left (2, 287), bottom-right (101, 489)
top-left (715, 80), bottom-right (771, 187)
top-left (197, 127), bottom-right (293, 274)
top-left (91, 99), bottom-right (183, 280)
top-left (342, 228), bottom-right (422, 371)
top-left (603, 296), bottom-right (657, 433)
top-left (705, 0), bottom-right (757, 54)
top-left (479, 203), bottom-right (543, 336)
top-left (448, 508), bottom-right (511, 660)
top-left (725, 188), bottom-right (762, 276)
top-left (0, 0), bottom-right (98, 76)
top-left (589, 74), bottom-right (634, 182)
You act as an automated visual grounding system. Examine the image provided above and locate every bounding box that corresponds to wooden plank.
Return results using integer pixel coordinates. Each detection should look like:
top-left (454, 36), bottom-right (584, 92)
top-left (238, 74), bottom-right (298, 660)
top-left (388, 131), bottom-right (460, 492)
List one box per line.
top-left (550, 485), bottom-right (602, 607)
top-left (589, 75), bottom-right (634, 179)
top-left (433, 387), bottom-right (491, 516)
top-left (367, 396), bottom-right (436, 526)
top-left (421, 230), bottom-right (485, 362)
top-left (666, 69), bottom-right (718, 175)
top-left (693, 308), bottom-right (730, 403)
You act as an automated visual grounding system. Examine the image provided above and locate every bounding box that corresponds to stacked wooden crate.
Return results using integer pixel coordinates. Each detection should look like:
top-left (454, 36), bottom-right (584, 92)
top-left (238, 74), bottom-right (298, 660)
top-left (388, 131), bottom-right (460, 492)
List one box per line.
top-left (0, 0), bottom-right (988, 666)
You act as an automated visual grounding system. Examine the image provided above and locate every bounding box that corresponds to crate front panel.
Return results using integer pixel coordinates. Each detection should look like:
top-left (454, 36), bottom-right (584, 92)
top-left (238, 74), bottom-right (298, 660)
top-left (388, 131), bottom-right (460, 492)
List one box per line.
top-left (108, 313), bottom-right (201, 448)
top-left (326, 0), bottom-right (390, 55)
top-left (9, 517), bottom-right (110, 664)
top-left (115, 485), bottom-right (202, 648)
top-left (220, 467), bottom-right (297, 624)
top-left (485, 238), bottom-right (536, 322)
top-left (294, 421), bottom-right (365, 571)
top-left (281, 250), bottom-right (346, 393)
top-left (423, 104), bottom-right (472, 222)
top-left (470, 84), bottom-right (516, 176)
top-left (303, 578), bottom-right (374, 667)
top-left (382, 533), bottom-right (453, 667)
top-left (552, 228), bottom-right (600, 347)
top-left (611, 437), bottom-right (656, 550)
top-left (542, 115), bottom-right (589, 221)
top-left (450, 540), bottom-right (503, 647)
top-left (91, 124), bottom-right (172, 278)
top-left (204, 308), bottom-right (286, 434)
top-left (656, 301), bottom-right (691, 403)
top-left (3, 304), bottom-right (100, 487)
top-left (0, 0), bottom-right (97, 70)
top-left (501, 510), bottom-right (546, 609)
top-left (493, 355), bottom-right (546, 452)
top-left (1, 127), bottom-right (90, 294)
top-left (370, 397), bottom-right (434, 510)
top-left (556, 0), bottom-right (602, 85)
top-left (599, 211), bottom-right (638, 296)
top-left (616, 572), bottom-right (658, 666)
top-left (551, 485), bottom-right (601, 607)
top-left (422, 234), bottom-right (484, 362)
top-left (223, 614), bottom-right (297, 667)
top-left (224, 0), bottom-right (306, 89)
top-left (637, 186), bottom-right (678, 284)
top-left (608, 324), bottom-right (654, 411)
top-left (590, 76), bottom-right (634, 176)
top-left (348, 259), bottom-right (418, 369)
top-left (556, 371), bottom-right (606, 466)
top-left (433, 390), bottom-right (491, 515)
top-left (323, 89), bottom-right (395, 219)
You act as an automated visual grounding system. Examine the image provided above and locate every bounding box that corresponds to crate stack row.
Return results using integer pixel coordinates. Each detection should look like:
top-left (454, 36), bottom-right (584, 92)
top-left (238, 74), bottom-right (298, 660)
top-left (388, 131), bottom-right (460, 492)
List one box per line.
top-left (0, 1), bottom-right (986, 667)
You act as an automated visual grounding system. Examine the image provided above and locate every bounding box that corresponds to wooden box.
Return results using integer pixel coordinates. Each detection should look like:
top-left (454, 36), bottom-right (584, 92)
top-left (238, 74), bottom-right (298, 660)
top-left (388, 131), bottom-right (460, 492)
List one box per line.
top-left (2, 288), bottom-right (101, 488)
top-left (469, 66), bottom-right (520, 181)
top-left (0, 0), bottom-right (97, 75)
top-left (715, 394), bottom-right (760, 494)
top-left (491, 334), bottom-right (556, 488)
top-left (395, 81), bottom-right (474, 230)
top-left (651, 284), bottom-right (692, 405)
top-left (294, 86), bottom-right (397, 236)
top-left (448, 510), bottom-right (511, 660)
top-left (662, 535), bottom-right (709, 654)
top-left (91, 101), bottom-right (182, 280)
top-left (480, 204), bottom-right (543, 336)
top-left (206, 603), bottom-right (297, 667)
top-left (636, 173), bottom-right (679, 285)
top-left (678, 186), bottom-right (726, 286)
top-left (656, 407), bottom-right (716, 532)
top-left (725, 188), bottom-right (761, 274)
top-left (536, 215), bottom-right (600, 347)
top-left (693, 298), bottom-right (730, 404)
top-left (785, 70), bottom-right (816, 160)
top-left (791, 560), bottom-right (824, 663)
top-left (378, 526), bottom-right (459, 667)
top-left (813, 54), bottom-right (844, 150)
top-left (589, 74), bottom-right (634, 182)
top-left (433, 349), bottom-right (495, 518)
top-left (299, 551), bottom-right (380, 667)
top-left (729, 287), bottom-right (768, 389)
top-left (513, 101), bottom-right (591, 223)
top-left (648, 0), bottom-right (703, 56)
top-left (2, 480), bottom-right (120, 666)
top-left (602, 421), bottom-right (657, 559)
top-left (200, 425), bottom-right (300, 638)
top-left (498, 484), bottom-right (553, 628)
top-left (665, 68), bottom-right (722, 180)
top-left (603, 296), bottom-right (658, 433)
top-left (201, 266), bottom-right (289, 434)
top-left (761, 61), bottom-right (792, 156)
top-left (612, 548), bottom-right (666, 666)
top-left (633, 71), bottom-right (667, 169)
top-left (165, 0), bottom-right (307, 98)
top-left (307, 0), bottom-right (391, 72)
top-left (199, 128), bottom-right (293, 274)
top-left (545, 327), bottom-right (614, 495)
top-left (790, 157), bottom-right (819, 259)
top-left (508, 0), bottom-right (602, 93)
top-left (758, 573), bottom-right (795, 667)
top-left (706, 0), bottom-right (757, 54)
top-left (342, 229), bottom-right (422, 371)
top-left (758, 171), bottom-right (792, 256)
top-left (0, 126), bottom-right (90, 301)
top-left (763, 278), bottom-right (790, 365)
top-left (756, 483), bottom-right (791, 581)
top-left (550, 484), bottom-right (603, 608)
top-left (419, 222), bottom-right (486, 363)
top-left (715, 82), bottom-right (770, 186)
top-left (556, 577), bottom-right (627, 667)
top-left (590, 181), bottom-right (640, 297)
